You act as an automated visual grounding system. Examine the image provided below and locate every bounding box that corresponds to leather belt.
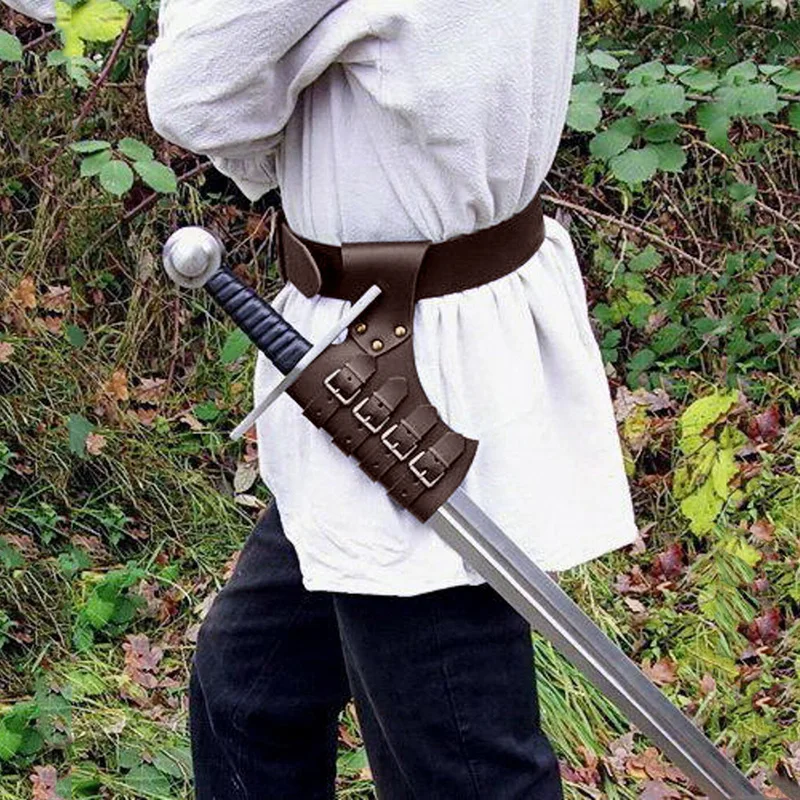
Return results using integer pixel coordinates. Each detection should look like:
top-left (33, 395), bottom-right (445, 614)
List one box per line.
top-left (276, 191), bottom-right (545, 301)
top-left (277, 190), bottom-right (547, 522)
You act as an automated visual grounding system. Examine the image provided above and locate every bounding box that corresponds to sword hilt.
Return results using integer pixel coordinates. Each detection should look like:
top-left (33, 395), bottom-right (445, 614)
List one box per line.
top-left (163, 227), bottom-right (312, 375)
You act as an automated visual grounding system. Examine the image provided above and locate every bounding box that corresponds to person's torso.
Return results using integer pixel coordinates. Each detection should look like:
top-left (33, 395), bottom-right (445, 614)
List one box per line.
top-left (277, 0), bottom-right (579, 244)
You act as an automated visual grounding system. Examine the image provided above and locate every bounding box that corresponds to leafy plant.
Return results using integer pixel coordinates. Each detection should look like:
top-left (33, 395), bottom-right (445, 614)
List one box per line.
top-left (70, 137), bottom-right (178, 197)
top-left (55, 0), bottom-right (128, 57)
top-left (73, 566), bottom-right (146, 650)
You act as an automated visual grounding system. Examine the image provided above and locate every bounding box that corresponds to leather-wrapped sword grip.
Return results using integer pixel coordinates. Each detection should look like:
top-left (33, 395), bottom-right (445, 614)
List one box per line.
top-left (205, 268), bottom-right (312, 375)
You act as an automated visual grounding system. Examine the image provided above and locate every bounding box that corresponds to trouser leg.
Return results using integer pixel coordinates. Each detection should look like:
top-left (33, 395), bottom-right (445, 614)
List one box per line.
top-left (189, 501), bottom-right (351, 800)
top-left (334, 583), bottom-right (564, 800)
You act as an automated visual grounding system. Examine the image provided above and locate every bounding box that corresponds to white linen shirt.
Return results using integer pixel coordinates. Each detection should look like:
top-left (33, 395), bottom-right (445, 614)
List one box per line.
top-left (22, 0), bottom-right (638, 595)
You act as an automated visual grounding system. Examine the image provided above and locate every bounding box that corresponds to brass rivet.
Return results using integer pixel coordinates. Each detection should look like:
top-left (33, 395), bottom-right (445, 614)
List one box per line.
top-left (371, 339), bottom-right (384, 352)
top-left (355, 322), bottom-right (367, 334)
top-left (394, 325), bottom-right (407, 337)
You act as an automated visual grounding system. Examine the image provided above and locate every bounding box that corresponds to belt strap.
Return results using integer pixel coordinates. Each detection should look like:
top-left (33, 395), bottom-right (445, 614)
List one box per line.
top-left (277, 191), bottom-right (545, 301)
top-left (277, 191), bottom-right (546, 522)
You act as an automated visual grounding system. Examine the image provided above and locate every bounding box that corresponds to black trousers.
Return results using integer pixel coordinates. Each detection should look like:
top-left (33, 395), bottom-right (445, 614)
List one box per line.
top-left (189, 500), bottom-right (564, 799)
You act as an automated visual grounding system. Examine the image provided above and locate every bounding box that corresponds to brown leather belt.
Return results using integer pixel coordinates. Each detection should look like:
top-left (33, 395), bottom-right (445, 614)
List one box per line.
top-left (277, 191), bottom-right (547, 522)
top-left (277, 191), bottom-right (545, 301)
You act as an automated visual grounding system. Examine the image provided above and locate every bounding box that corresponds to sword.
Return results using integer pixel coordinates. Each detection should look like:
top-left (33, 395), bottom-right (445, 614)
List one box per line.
top-left (162, 227), bottom-right (797, 800)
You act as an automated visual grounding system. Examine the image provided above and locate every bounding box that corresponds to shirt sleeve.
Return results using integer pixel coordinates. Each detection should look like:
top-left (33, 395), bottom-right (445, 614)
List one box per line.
top-left (3, 0), bottom-right (56, 23)
top-left (145, 0), bottom-right (372, 201)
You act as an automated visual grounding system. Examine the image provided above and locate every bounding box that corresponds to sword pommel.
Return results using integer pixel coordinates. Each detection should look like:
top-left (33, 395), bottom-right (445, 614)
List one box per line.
top-left (163, 227), bottom-right (224, 289)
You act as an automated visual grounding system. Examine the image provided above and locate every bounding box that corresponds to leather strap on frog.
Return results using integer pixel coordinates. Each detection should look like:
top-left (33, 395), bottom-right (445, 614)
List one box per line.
top-left (276, 193), bottom-right (546, 523)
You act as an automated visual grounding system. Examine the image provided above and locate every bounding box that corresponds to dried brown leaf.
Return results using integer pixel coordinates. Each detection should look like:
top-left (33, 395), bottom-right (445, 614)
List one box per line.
top-left (698, 673), bottom-right (716, 696)
top-left (747, 405), bottom-right (782, 443)
top-left (41, 285), bottom-right (70, 311)
top-left (750, 519), bottom-right (775, 543)
top-left (104, 369), bottom-right (130, 402)
top-left (651, 543), bottom-right (684, 580)
top-left (122, 634), bottom-right (164, 690)
top-left (10, 276), bottom-right (37, 309)
top-left (745, 608), bottom-right (782, 645)
top-left (85, 432), bottom-right (107, 456)
top-left (642, 658), bottom-right (678, 686)
top-left (133, 377), bottom-right (167, 403)
top-left (639, 779), bottom-right (681, 800)
top-left (30, 765), bottom-right (62, 800)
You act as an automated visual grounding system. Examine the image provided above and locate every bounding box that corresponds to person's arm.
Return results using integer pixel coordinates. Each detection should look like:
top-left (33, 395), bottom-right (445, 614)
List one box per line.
top-left (145, 0), bottom-right (370, 201)
top-left (3, 0), bottom-right (56, 24)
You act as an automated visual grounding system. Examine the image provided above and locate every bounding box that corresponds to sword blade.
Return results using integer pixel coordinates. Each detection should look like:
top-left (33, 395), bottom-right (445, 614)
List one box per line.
top-left (432, 488), bottom-right (764, 800)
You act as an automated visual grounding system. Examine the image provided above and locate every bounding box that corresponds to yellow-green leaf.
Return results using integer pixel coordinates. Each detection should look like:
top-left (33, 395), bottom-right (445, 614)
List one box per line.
top-left (56, 0), bottom-right (127, 58)
top-left (678, 389), bottom-right (739, 455)
top-left (680, 478), bottom-right (723, 535)
top-left (721, 537), bottom-right (761, 568)
top-left (711, 447), bottom-right (737, 498)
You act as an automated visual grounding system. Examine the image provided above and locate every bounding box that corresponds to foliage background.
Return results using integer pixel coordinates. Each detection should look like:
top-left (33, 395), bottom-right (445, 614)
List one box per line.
top-left (1, 0), bottom-right (799, 797)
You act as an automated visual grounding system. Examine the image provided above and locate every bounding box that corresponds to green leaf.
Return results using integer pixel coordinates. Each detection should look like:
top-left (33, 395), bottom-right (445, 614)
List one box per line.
top-left (736, 83), bottom-right (779, 117)
top-left (625, 61), bottom-right (666, 86)
top-left (642, 119), bottom-right (681, 143)
top-left (80, 150), bottom-right (113, 177)
top-left (696, 102), bottom-right (731, 152)
top-left (609, 146), bottom-right (660, 185)
top-left (194, 401), bottom-right (220, 422)
top-left (587, 50), bottom-right (620, 72)
top-left (84, 591), bottom-right (116, 629)
top-left (118, 137), bottom-right (154, 162)
top-left (635, 0), bottom-right (670, 12)
top-left (0, 721), bottom-right (23, 761)
top-left (220, 328), bottom-right (251, 365)
top-left (771, 68), bottom-right (800, 92)
top-left (567, 82), bottom-right (604, 132)
top-left (622, 83), bottom-right (686, 119)
top-left (65, 324), bottom-right (87, 348)
top-left (652, 142), bottom-right (686, 173)
top-left (0, 30), bottom-right (23, 63)
top-left (725, 61), bottom-right (758, 84)
top-left (573, 52), bottom-right (590, 77)
top-left (133, 160), bottom-right (178, 193)
top-left (609, 116), bottom-right (641, 137)
top-left (117, 745), bottom-right (142, 770)
top-left (98, 160), bottom-right (134, 196)
top-left (67, 669), bottom-right (107, 698)
top-left (728, 182), bottom-right (757, 203)
top-left (153, 749), bottom-right (186, 778)
top-left (123, 764), bottom-right (172, 798)
top-left (678, 69), bottom-right (719, 93)
top-left (627, 348), bottom-right (656, 374)
top-left (590, 127), bottom-right (632, 161)
top-left (70, 140), bottom-right (111, 154)
top-left (68, 413), bottom-right (94, 456)
top-left (789, 104), bottom-right (800, 132)
top-left (651, 323), bottom-right (684, 356)
top-left (629, 245), bottom-right (662, 272)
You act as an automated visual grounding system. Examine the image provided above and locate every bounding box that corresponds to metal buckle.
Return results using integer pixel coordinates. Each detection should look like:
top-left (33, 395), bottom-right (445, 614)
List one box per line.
top-left (381, 423), bottom-right (417, 461)
top-left (408, 450), bottom-right (445, 489)
top-left (352, 396), bottom-right (389, 434)
top-left (324, 368), bottom-right (361, 406)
